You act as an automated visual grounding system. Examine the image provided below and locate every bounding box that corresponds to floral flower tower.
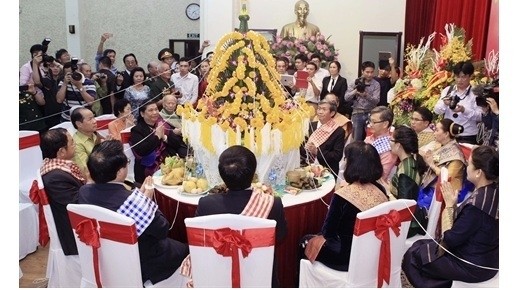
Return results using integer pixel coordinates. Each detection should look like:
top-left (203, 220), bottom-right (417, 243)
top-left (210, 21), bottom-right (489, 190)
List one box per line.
top-left (177, 5), bottom-right (313, 187)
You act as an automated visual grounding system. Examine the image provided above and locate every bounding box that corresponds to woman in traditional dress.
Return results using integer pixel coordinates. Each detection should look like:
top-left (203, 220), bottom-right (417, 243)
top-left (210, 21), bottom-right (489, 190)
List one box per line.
top-left (130, 99), bottom-right (183, 183)
top-left (389, 126), bottom-right (428, 237)
top-left (124, 66), bottom-right (150, 119)
top-left (300, 141), bottom-right (388, 271)
top-left (418, 118), bottom-right (466, 209)
top-left (403, 145), bottom-right (499, 287)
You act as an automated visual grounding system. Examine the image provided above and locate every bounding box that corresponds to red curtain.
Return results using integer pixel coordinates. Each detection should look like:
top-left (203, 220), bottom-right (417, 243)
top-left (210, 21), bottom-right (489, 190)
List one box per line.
top-left (405, 0), bottom-right (492, 60)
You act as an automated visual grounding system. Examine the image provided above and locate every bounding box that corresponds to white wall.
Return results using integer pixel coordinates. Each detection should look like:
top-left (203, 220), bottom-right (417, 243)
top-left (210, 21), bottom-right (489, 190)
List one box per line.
top-left (19, 0), bottom-right (201, 70)
top-left (201, 0), bottom-right (406, 81)
top-left (19, 0), bottom-right (404, 80)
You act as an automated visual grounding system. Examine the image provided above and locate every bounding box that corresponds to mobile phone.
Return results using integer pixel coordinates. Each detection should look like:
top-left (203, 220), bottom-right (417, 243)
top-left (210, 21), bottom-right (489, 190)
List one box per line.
top-left (281, 75), bottom-right (294, 86)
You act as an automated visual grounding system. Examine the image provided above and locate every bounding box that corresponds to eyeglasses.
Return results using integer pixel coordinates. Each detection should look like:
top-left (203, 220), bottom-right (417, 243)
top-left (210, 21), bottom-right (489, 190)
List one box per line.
top-left (410, 117), bottom-right (424, 122)
top-left (368, 119), bottom-right (386, 125)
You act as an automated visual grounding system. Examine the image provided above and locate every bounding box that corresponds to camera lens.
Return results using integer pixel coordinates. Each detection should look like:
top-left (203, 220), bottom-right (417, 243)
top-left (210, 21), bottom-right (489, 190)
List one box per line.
top-left (72, 71), bottom-right (82, 81)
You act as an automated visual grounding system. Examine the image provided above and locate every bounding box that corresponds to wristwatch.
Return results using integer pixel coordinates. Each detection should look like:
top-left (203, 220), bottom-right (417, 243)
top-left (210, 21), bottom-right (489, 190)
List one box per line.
top-left (79, 87), bottom-right (84, 92)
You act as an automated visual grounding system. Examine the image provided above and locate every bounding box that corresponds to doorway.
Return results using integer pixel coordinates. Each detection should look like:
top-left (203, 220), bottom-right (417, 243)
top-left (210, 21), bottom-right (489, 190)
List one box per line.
top-left (169, 39), bottom-right (200, 60)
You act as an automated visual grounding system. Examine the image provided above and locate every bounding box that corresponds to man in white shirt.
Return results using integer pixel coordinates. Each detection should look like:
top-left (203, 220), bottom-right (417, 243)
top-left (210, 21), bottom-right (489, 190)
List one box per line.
top-left (310, 54), bottom-right (329, 80)
top-left (171, 57), bottom-right (199, 105)
top-left (433, 61), bottom-right (482, 145)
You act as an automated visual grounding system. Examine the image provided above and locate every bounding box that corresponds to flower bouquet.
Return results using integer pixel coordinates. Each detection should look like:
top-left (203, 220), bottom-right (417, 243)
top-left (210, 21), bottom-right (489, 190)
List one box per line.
top-left (269, 33), bottom-right (339, 69)
top-left (178, 27), bottom-right (312, 186)
top-left (390, 24), bottom-right (474, 126)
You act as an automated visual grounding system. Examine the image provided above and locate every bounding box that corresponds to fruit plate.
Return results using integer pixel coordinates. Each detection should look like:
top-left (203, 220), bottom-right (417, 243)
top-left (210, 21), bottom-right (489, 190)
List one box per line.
top-left (152, 170), bottom-right (182, 189)
top-left (177, 186), bottom-right (209, 196)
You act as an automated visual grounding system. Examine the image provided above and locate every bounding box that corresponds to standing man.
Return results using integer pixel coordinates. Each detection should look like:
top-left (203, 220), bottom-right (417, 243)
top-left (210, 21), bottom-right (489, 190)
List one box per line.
top-left (344, 61), bottom-right (380, 141)
top-left (95, 33), bottom-right (117, 74)
top-left (374, 57), bottom-right (399, 107)
top-left (149, 62), bottom-right (176, 107)
top-left (171, 57), bottom-right (199, 106)
top-left (433, 61), bottom-right (482, 145)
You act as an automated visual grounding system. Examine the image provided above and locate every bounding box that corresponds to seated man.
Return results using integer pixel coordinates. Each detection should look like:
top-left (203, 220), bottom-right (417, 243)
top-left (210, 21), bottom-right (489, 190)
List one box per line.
top-left (39, 128), bottom-right (86, 256)
top-left (71, 106), bottom-right (106, 177)
top-left (79, 140), bottom-right (189, 285)
top-left (313, 93), bottom-right (352, 144)
top-left (196, 145), bottom-right (287, 287)
top-left (300, 100), bottom-right (345, 179)
top-left (364, 106), bottom-right (396, 181)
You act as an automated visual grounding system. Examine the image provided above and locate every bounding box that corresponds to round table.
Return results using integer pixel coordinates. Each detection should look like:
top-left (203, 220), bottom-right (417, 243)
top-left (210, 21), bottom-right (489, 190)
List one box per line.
top-left (154, 177), bottom-right (335, 288)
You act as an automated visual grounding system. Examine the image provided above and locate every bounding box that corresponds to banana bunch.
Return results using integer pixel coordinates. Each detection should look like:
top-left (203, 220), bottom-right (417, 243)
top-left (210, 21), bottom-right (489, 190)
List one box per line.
top-left (162, 167), bottom-right (185, 186)
top-left (160, 156), bottom-right (185, 175)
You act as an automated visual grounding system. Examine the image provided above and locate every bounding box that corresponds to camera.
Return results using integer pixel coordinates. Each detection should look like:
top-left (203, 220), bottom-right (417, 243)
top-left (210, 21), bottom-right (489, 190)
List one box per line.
top-left (448, 95), bottom-right (460, 110)
top-left (41, 38), bottom-right (54, 66)
top-left (19, 85), bottom-right (29, 92)
top-left (354, 77), bottom-right (368, 93)
top-left (474, 79), bottom-right (499, 108)
top-left (70, 57), bottom-right (83, 82)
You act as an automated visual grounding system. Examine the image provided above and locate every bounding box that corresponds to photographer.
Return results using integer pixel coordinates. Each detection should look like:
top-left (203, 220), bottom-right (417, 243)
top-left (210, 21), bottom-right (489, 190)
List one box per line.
top-left (477, 83), bottom-right (499, 148)
top-left (56, 60), bottom-right (97, 121)
top-left (434, 61), bottom-right (482, 145)
top-left (344, 61), bottom-right (380, 141)
top-left (20, 41), bottom-right (51, 87)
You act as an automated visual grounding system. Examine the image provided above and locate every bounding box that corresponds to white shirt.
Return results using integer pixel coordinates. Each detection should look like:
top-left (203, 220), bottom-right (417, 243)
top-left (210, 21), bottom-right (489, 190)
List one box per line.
top-left (171, 72), bottom-right (199, 105)
top-left (434, 85), bottom-right (483, 136)
top-left (315, 68), bottom-right (330, 80)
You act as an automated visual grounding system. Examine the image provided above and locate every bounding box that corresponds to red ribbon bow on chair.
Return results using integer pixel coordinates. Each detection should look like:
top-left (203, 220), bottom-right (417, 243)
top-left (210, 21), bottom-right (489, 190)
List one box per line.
top-left (354, 205), bottom-right (415, 287)
top-left (29, 180), bottom-right (50, 247)
top-left (187, 227), bottom-right (275, 288)
top-left (68, 211), bottom-right (138, 288)
top-left (76, 218), bottom-right (103, 288)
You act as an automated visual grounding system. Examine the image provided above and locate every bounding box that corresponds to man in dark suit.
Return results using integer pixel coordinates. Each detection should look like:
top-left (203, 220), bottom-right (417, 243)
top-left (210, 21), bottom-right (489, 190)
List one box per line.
top-left (40, 128), bottom-right (86, 256)
top-left (319, 61), bottom-right (351, 118)
top-left (79, 140), bottom-right (189, 285)
top-left (195, 145), bottom-right (287, 287)
top-left (300, 100), bottom-right (345, 179)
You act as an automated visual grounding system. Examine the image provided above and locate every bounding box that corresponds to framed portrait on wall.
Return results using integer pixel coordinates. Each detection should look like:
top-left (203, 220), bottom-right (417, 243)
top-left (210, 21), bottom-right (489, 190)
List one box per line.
top-left (358, 31), bottom-right (402, 75)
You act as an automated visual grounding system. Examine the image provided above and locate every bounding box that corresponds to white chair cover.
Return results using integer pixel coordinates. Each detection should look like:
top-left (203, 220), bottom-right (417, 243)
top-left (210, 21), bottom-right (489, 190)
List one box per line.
top-left (184, 214), bottom-right (277, 288)
top-left (50, 121), bottom-right (77, 136)
top-left (35, 170), bottom-right (82, 288)
top-left (95, 114), bottom-right (116, 137)
top-left (67, 203), bottom-right (187, 288)
top-left (19, 203), bottom-right (38, 260)
top-left (19, 130), bottom-right (43, 203)
top-left (299, 199), bottom-right (416, 288)
top-left (405, 185), bottom-right (443, 251)
top-left (452, 272), bottom-right (499, 288)
top-left (121, 126), bottom-right (135, 182)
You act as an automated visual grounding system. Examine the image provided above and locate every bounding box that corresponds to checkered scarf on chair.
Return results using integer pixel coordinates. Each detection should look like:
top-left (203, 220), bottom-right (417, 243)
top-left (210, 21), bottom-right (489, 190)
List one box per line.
top-left (117, 189), bottom-right (157, 236)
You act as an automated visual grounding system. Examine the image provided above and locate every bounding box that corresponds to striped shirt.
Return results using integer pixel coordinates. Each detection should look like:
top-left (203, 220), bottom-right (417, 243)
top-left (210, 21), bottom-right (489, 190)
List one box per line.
top-left (58, 78), bottom-right (97, 120)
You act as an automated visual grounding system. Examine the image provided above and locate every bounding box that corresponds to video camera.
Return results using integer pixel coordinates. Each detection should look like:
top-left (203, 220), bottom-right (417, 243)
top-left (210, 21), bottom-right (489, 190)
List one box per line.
top-left (70, 57), bottom-right (84, 82)
top-left (354, 77), bottom-right (369, 93)
top-left (41, 38), bottom-right (54, 66)
top-left (474, 79), bottom-right (499, 108)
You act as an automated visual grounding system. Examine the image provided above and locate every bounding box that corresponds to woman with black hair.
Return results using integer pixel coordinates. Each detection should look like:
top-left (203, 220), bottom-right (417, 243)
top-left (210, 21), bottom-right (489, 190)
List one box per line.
top-left (389, 126), bottom-right (428, 237)
top-left (403, 145), bottom-right (499, 287)
top-left (300, 141), bottom-right (387, 271)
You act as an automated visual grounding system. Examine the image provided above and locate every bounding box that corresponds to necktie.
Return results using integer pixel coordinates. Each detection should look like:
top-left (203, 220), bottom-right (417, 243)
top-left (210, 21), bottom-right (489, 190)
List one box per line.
top-left (330, 78), bottom-right (335, 91)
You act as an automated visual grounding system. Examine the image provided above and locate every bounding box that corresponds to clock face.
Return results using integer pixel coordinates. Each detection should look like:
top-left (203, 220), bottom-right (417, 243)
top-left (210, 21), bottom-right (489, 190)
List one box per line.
top-left (186, 3), bottom-right (200, 20)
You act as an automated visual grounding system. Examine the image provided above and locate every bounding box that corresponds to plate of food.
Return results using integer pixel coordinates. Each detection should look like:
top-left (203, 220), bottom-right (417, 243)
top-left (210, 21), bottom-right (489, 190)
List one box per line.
top-left (177, 177), bottom-right (210, 196)
top-left (153, 169), bottom-right (184, 189)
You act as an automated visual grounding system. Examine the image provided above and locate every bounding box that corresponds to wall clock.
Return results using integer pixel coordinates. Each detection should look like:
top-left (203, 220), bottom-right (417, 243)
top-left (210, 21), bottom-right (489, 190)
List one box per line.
top-left (186, 3), bottom-right (200, 20)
